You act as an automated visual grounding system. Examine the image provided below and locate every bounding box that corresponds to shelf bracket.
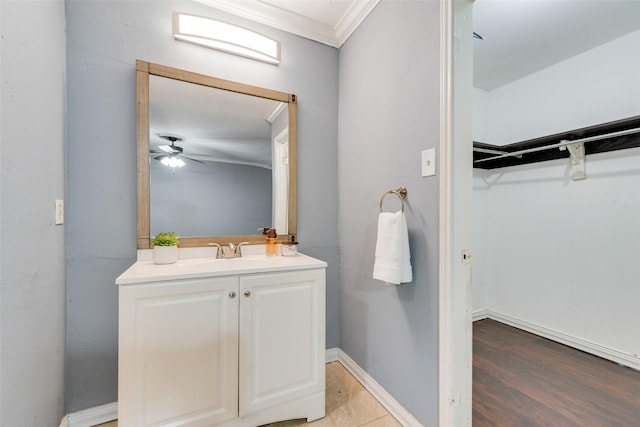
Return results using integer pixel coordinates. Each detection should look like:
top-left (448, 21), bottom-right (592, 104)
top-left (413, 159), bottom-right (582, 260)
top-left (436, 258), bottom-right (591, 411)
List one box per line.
top-left (560, 141), bottom-right (586, 180)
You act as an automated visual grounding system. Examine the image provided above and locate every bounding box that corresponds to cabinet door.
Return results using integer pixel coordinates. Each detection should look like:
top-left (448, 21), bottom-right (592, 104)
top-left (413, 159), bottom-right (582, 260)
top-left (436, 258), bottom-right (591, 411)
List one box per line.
top-left (119, 277), bottom-right (239, 427)
top-left (238, 269), bottom-right (326, 417)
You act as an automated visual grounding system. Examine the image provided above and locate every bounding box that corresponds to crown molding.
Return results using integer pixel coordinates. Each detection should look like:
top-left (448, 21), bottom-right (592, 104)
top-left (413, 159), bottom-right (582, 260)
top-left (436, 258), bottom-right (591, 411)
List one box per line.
top-left (335, 0), bottom-right (380, 47)
top-left (264, 101), bottom-right (287, 124)
top-left (194, 0), bottom-right (379, 48)
top-left (194, 0), bottom-right (338, 47)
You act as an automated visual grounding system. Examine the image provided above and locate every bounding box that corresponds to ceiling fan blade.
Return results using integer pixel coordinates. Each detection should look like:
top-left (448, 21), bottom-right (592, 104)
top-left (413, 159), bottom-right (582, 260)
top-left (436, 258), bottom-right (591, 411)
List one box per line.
top-left (158, 144), bottom-right (181, 153)
top-left (183, 154), bottom-right (271, 169)
top-left (183, 155), bottom-right (204, 164)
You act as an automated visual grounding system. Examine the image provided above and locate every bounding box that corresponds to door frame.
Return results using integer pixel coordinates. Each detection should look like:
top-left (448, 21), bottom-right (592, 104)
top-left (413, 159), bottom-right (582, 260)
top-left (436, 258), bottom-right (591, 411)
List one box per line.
top-left (438, 0), bottom-right (474, 425)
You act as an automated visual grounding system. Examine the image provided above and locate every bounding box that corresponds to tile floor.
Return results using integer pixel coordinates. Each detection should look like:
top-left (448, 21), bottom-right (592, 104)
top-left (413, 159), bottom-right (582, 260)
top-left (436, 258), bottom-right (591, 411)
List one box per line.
top-left (95, 362), bottom-right (401, 427)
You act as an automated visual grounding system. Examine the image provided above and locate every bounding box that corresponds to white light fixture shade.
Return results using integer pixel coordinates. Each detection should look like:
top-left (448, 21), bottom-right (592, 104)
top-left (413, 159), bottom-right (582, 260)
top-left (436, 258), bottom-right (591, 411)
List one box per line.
top-left (161, 156), bottom-right (185, 168)
top-left (173, 12), bottom-right (280, 65)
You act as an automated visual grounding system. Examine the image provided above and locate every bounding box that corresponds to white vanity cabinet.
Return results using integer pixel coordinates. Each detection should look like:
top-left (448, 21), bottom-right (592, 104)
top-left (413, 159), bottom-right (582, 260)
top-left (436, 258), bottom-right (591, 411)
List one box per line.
top-left (238, 271), bottom-right (325, 419)
top-left (117, 256), bottom-right (326, 427)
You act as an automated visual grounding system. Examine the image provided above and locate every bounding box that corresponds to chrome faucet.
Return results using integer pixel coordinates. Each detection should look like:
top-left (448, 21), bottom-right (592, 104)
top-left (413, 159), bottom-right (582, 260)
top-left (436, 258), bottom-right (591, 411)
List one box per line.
top-left (224, 242), bottom-right (249, 258)
top-left (210, 242), bottom-right (248, 259)
top-left (208, 243), bottom-right (222, 259)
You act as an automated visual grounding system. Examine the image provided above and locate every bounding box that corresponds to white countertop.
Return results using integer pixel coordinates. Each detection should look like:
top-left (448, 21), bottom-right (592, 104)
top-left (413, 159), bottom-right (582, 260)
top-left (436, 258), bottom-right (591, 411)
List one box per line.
top-left (116, 253), bottom-right (327, 285)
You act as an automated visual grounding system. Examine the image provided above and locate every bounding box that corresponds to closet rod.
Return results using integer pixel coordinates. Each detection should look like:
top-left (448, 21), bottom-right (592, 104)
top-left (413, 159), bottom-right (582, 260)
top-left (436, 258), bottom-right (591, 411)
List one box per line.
top-left (473, 126), bottom-right (640, 164)
top-left (473, 147), bottom-right (522, 157)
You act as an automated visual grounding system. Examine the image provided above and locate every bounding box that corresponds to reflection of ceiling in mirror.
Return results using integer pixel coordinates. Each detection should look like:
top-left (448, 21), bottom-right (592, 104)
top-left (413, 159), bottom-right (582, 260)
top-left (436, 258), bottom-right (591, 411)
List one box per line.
top-left (149, 75), bottom-right (286, 169)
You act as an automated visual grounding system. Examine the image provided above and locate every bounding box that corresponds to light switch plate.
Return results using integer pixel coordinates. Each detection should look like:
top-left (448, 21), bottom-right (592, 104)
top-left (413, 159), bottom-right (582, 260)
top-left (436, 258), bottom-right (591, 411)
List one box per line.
top-left (55, 199), bottom-right (64, 225)
top-left (422, 148), bottom-right (436, 177)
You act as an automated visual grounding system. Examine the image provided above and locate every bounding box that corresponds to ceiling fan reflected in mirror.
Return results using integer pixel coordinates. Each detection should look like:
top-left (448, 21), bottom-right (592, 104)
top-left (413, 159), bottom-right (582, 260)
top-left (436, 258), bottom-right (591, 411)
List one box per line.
top-left (152, 134), bottom-right (203, 168)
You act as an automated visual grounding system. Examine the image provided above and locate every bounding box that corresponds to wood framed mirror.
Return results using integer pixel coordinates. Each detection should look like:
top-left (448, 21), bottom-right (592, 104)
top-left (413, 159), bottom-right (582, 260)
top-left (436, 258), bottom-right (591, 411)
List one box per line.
top-left (136, 60), bottom-right (297, 249)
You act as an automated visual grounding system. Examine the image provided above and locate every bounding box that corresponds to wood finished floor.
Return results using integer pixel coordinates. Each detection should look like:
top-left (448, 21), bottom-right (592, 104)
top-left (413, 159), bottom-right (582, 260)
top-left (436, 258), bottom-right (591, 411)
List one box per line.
top-left (95, 362), bottom-right (400, 427)
top-left (474, 319), bottom-right (640, 427)
top-left (96, 320), bottom-right (640, 427)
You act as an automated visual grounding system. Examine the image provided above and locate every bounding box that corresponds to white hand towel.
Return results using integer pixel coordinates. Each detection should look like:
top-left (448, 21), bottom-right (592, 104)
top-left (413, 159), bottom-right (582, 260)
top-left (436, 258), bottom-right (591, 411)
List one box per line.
top-left (373, 210), bottom-right (412, 285)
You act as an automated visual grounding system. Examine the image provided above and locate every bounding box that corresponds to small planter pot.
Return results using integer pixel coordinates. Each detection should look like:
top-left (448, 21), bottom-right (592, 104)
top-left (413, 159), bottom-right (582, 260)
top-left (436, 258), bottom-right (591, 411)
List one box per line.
top-left (153, 245), bottom-right (178, 264)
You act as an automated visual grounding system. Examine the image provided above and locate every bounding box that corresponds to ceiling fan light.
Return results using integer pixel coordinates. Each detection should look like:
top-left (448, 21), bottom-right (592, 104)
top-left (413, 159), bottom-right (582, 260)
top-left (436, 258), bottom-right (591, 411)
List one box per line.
top-left (165, 156), bottom-right (185, 168)
top-left (173, 12), bottom-right (280, 65)
top-left (164, 156), bottom-right (185, 168)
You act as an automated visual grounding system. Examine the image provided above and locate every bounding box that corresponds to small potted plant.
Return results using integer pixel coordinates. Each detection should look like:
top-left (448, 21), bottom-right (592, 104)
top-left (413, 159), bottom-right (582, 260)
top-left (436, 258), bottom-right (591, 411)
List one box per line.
top-left (151, 232), bottom-right (180, 264)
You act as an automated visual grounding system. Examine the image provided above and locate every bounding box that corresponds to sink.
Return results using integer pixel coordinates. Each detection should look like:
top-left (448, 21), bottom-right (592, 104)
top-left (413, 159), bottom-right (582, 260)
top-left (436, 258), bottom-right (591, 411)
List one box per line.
top-left (177, 255), bottom-right (274, 269)
top-left (175, 257), bottom-right (218, 267)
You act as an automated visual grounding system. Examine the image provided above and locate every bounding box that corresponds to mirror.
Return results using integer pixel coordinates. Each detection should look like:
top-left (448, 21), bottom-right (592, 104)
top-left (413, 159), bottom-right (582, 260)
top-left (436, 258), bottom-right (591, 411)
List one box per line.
top-left (136, 60), bottom-right (297, 249)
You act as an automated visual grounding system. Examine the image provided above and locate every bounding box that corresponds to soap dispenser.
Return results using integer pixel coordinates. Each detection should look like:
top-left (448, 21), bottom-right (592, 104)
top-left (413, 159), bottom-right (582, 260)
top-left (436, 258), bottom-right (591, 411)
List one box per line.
top-left (264, 228), bottom-right (278, 256)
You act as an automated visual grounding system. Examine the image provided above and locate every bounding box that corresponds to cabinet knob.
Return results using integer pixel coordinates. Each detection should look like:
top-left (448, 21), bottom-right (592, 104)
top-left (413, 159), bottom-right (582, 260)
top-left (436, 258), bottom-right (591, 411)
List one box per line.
top-left (229, 291), bottom-right (237, 299)
top-left (244, 291), bottom-right (251, 298)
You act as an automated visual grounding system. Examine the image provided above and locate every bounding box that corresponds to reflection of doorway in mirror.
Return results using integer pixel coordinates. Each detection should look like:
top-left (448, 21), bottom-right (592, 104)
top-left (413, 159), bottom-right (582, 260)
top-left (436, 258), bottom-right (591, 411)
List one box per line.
top-left (273, 128), bottom-right (289, 235)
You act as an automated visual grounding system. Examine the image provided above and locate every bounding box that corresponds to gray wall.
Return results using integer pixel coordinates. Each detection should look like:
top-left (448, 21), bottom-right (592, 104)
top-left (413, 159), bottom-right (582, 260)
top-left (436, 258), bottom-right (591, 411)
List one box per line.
top-left (0, 1), bottom-right (67, 425)
top-left (65, 0), bottom-right (339, 411)
top-left (338, 1), bottom-right (441, 424)
top-left (150, 161), bottom-right (272, 236)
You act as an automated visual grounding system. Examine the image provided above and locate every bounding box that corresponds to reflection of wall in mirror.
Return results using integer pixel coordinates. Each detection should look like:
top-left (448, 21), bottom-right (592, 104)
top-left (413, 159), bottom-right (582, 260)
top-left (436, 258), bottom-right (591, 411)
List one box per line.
top-left (150, 160), bottom-right (272, 237)
top-left (271, 105), bottom-right (289, 235)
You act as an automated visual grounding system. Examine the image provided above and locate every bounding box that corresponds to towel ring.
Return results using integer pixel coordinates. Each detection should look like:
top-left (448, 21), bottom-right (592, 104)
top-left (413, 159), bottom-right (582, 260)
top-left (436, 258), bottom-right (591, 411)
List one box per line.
top-left (379, 186), bottom-right (408, 212)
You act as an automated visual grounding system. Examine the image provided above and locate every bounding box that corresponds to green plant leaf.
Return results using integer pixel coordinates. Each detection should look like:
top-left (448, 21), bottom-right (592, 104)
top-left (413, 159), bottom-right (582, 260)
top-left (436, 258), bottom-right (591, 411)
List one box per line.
top-left (151, 232), bottom-right (180, 246)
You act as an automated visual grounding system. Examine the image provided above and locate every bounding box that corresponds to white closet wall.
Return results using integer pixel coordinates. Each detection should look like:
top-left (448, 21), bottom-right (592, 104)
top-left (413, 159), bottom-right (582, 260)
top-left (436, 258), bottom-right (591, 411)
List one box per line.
top-left (474, 29), bottom-right (640, 146)
top-left (473, 29), bottom-right (640, 369)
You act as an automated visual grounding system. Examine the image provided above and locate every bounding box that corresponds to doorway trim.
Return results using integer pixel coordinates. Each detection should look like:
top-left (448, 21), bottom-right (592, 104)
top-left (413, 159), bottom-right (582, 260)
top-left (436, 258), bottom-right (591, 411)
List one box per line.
top-left (439, 0), bottom-right (474, 425)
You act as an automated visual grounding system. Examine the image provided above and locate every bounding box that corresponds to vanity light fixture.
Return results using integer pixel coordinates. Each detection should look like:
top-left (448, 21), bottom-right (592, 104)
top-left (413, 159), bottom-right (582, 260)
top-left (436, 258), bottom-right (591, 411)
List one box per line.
top-left (173, 12), bottom-right (281, 65)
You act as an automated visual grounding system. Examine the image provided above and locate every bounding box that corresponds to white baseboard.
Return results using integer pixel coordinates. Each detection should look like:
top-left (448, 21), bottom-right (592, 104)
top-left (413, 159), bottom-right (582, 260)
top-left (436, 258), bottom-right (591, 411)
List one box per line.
top-left (59, 349), bottom-right (420, 427)
top-left (472, 308), bottom-right (489, 321)
top-left (335, 349), bottom-right (424, 427)
top-left (481, 310), bottom-right (640, 371)
top-left (325, 347), bottom-right (340, 363)
top-left (59, 402), bottom-right (117, 427)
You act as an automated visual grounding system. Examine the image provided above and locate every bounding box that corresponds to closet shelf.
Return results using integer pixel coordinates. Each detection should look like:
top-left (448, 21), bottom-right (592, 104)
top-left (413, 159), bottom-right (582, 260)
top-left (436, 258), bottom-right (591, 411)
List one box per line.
top-left (473, 115), bottom-right (640, 170)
